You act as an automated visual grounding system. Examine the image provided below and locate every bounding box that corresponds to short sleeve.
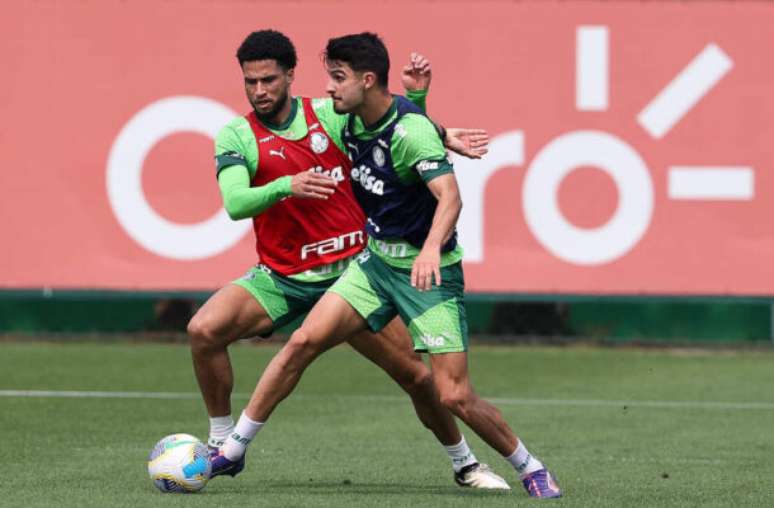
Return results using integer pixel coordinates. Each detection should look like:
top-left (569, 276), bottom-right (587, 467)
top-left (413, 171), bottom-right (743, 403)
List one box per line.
top-left (391, 113), bottom-right (453, 184)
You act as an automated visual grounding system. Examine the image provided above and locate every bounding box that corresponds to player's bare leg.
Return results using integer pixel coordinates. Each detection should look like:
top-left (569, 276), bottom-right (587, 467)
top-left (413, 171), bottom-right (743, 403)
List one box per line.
top-left (215, 295), bottom-right (509, 488)
top-left (242, 291), bottom-right (367, 422)
top-left (187, 284), bottom-right (274, 427)
top-left (347, 317), bottom-right (460, 446)
top-left (429, 352), bottom-right (516, 454)
top-left (346, 319), bottom-right (508, 488)
top-left (429, 352), bottom-right (561, 497)
top-left (212, 293), bottom-right (365, 475)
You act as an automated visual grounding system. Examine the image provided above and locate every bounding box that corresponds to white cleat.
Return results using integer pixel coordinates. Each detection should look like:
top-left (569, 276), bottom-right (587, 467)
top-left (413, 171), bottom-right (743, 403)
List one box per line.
top-left (454, 463), bottom-right (511, 490)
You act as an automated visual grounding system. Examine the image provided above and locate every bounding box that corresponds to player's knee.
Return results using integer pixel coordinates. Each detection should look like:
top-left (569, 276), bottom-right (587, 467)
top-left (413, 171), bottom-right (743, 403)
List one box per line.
top-left (187, 314), bottom-right (226, 354)
top-left (283, 328), bottom-right (323, 365)
top-left (438, 385), bottom-right (474, 418)
top-left (399, 364), bottom-right (435, 399)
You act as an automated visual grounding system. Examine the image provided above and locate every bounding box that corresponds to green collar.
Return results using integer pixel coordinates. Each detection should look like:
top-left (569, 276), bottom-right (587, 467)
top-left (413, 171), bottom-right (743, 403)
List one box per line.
top-left (258, 97), bottom-right (299, 131)
top-left (361, 95), bottom-right (397, 132)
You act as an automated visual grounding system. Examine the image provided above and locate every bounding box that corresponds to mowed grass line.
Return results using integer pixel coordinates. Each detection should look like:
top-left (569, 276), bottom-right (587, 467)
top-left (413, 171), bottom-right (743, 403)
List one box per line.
top-left (1, 341), bottom-right (773, 507)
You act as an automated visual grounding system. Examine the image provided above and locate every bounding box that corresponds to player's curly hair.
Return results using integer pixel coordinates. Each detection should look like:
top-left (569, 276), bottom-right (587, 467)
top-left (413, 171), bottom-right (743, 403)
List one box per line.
top-left (236, 30), bottom-right (297, 70)
top-left (324, 32), bottom-right (389, 88)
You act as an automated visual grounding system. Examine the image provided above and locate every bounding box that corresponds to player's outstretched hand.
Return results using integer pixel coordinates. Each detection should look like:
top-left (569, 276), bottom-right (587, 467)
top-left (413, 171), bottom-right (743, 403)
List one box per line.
top-left (411, 247), bottom-right (441, 292)
top-left (291, 170), bottom-right (337, 200)
top-left (445, 128), bottom-right (489, 159)
top-left (401, 52), bottom-right (432, 92)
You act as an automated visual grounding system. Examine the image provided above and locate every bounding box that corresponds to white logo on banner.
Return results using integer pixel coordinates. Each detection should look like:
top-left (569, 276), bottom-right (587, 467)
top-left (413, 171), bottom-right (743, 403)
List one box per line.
top-left (106, 96), bottom-right (250, 260)
top-left (455, 26), bottom-right (745, 266)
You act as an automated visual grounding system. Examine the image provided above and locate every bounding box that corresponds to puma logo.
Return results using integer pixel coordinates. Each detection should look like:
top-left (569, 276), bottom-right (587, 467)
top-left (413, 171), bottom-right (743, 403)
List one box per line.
top-left (269, 146), bottom-right (286, 160)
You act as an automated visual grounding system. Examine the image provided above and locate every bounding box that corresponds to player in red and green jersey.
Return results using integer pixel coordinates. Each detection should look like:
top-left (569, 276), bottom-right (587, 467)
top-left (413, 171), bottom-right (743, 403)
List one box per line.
top-left (216, 33), bottom-right (562, 499)
top-left (190, 30), bottom-right (507, 488)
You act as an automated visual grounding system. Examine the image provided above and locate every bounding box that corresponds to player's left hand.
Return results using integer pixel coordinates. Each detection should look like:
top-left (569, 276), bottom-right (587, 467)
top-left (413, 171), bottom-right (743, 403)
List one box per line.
top-left (411, 247), bottom-right (441, 292)
top-left (401, 52), bottom-right (432, 92)
top-left (444, 128), bottom-right (489, 159)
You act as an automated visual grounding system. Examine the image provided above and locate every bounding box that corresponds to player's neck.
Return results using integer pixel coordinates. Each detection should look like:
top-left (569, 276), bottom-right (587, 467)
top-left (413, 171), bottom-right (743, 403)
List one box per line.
top-left (357, 89), bottom-right (392, 128)
top-left (258, 96), bottom-right (295, 128)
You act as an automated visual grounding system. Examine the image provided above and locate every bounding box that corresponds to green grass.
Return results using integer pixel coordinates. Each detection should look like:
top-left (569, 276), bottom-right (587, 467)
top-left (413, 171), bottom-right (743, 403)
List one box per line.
top-left (2, 341), bottom-right (774, 507)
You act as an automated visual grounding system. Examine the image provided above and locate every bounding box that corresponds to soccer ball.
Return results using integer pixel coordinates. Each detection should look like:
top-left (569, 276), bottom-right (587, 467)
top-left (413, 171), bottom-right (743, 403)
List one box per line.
top-left (147, 433), bottom-right (211, 493)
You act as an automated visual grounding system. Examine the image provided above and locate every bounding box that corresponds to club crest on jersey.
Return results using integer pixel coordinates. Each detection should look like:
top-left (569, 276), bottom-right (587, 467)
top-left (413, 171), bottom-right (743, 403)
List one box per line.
top-left (372, 146), bottom-right (386, 167)
top-left (309, 132), bottom-right (329, 154)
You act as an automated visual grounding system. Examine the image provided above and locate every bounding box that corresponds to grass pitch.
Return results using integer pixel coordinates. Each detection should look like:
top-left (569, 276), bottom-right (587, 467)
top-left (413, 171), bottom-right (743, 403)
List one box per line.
top-left (2, 340), bottom-right (773, 507)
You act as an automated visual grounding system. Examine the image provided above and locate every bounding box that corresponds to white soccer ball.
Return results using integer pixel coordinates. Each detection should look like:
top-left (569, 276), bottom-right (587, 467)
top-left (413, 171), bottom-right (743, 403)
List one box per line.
top-left (147, 433), bottom-right (211, 493)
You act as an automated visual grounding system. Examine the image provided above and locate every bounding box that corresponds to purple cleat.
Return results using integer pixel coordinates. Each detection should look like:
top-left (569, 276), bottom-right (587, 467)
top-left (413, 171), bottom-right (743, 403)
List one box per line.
top-left (208, 447), bottom-right (245, 478)
top-left (521, 469), bottom-right (562, 498)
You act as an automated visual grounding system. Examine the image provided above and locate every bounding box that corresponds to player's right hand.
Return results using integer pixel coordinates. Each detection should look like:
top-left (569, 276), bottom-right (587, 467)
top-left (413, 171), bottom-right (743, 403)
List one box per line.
top-left (291, 170), bottom-right (337, 200)
top-left (401, 52), bottom-right (432, 92)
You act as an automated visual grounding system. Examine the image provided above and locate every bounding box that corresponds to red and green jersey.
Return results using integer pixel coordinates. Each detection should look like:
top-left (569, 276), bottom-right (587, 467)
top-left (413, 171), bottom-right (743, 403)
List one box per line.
top-left (217, 97), bottom-right (363, 276)
top-left (214, 92), bottom-right (429, 278)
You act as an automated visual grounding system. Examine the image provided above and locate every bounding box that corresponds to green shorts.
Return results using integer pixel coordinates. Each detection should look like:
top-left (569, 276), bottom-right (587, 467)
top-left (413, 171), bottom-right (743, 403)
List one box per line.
top-left (328, 250), bottom-right (469, 354)
top-left (232, 264), bottom-right (335, 331)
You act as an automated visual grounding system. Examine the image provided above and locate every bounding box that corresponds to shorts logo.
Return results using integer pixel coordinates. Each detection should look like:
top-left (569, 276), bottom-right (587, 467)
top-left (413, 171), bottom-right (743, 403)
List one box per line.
top-left (372, 146), bottom-right (386, 167)
top-left (310, 132), bottom-right (329, 154)
top-left (356, 250), bottom-right (371, 263)
top-left (420, 333), bottom-right (448, 348)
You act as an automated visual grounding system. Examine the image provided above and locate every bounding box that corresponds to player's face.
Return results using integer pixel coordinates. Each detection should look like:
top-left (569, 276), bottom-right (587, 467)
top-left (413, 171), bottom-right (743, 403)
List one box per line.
top-left (325, 59), bottom-right (365, 114)
top-left (242, 59), bottom-right (294, 121)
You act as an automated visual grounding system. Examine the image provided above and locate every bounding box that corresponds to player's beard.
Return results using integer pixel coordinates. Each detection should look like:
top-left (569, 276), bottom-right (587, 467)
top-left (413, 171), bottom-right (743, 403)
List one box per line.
top-left (253, 88), bottom-right (290, 124)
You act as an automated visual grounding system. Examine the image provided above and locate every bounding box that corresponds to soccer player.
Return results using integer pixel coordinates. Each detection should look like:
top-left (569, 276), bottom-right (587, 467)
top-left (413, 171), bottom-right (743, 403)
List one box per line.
top-left (214, 33), bottom-right (562, 499)
top-left (190, 29), bottom-right (507, 489)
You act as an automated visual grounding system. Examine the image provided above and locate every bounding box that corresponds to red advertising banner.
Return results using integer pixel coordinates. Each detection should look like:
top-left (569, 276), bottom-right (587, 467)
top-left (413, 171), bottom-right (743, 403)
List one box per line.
top-left (2, 1), bottom-right (773, 295)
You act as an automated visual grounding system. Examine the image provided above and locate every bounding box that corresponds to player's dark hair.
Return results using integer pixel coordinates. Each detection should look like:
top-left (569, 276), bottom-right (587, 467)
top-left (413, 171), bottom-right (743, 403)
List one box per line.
top-left (237, 30), bottom-right (297, 70)
top-left (324, 32), bottom-right (390, 88)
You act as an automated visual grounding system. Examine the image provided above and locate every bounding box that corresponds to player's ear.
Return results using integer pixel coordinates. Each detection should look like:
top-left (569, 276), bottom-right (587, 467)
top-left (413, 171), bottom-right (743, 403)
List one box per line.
top-left (362, 71), bottom-right (376, 90)
top-left (286, 68), bottom-right (295, 84)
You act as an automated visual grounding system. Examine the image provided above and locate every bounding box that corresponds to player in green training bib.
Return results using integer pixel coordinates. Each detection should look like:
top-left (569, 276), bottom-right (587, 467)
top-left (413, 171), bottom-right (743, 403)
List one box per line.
top-left (219, 33), bottom-right (562, 499)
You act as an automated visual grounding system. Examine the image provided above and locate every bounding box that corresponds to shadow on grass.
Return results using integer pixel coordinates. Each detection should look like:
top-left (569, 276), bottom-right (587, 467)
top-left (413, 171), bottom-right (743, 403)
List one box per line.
top-left (209, 479), bottom-right (514, 498)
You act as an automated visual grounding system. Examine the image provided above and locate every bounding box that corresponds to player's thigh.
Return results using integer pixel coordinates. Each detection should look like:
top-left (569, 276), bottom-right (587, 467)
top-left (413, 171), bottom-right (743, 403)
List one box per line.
top-left (348, 317), bottom-right (428, 381)
top-left (327, 251), bottom-right (398, 335)
top-left (393, 263), bottom-right (469, 355)
top-left (190, 283), bottom-right (273, 343)
top-left (296, 291), bottom-right (369, 352)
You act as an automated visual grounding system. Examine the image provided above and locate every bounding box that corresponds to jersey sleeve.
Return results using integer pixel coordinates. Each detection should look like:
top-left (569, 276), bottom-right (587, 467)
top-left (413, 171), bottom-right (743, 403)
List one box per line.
top-left (217, 165), bottom-right (292, 220)
top-left (311, 97), bottom-right (348, 154)
top-left (214, 117), bottom-right (258, 179)
top-left (405, 89), bottom-right (428, 113)
top-left (391, 113), bottom-right (453, 184)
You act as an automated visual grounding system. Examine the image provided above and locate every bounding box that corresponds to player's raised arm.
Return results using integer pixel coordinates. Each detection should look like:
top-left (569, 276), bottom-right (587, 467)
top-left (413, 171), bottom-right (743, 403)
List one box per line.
top-left (400, 52), bottom-right (489, 159)
top-left (401, 52), bottom-right (432, 93)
